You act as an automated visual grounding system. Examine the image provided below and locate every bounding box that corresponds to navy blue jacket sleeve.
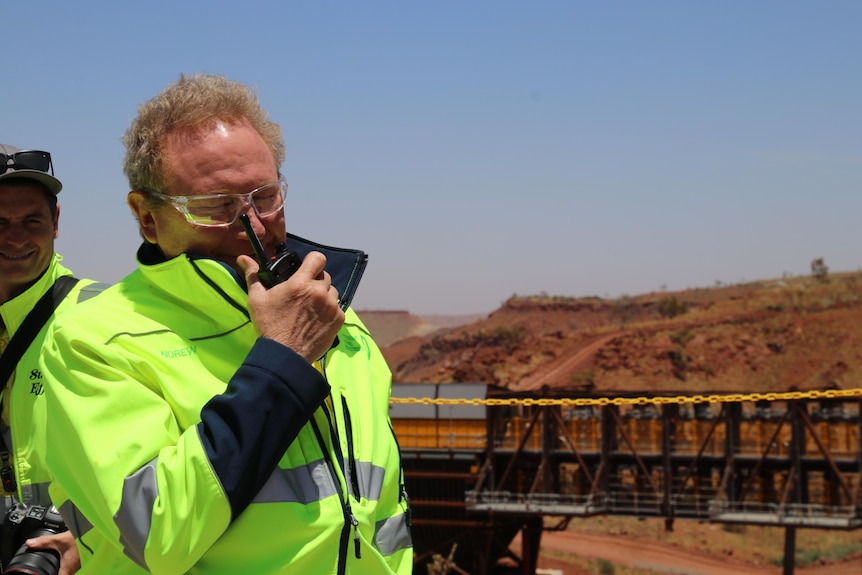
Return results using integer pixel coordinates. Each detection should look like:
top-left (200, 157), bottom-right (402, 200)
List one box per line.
top-left (197, 337), bottom-right (330, 519)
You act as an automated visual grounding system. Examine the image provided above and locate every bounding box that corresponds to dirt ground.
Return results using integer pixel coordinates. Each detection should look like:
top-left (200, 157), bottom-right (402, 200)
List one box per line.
top-left (528, 529), bottom-right (861, 575)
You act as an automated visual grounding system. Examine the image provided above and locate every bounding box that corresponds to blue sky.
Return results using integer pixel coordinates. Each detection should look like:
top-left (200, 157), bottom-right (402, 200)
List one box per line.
top-left (4, 2), bottom-right (860, 315)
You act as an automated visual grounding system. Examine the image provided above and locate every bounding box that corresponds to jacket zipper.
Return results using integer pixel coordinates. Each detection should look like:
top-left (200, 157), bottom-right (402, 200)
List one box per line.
top-left (310, 416), bottom-right (358, 575)
top-left (340, 396), bottom-right (362, 500)
top-left (322, 354), bottom-right (362, 559)
top-left (322, 397), bottom-right (362, 559)
top-left (313, 355), bottom-right (363, 565)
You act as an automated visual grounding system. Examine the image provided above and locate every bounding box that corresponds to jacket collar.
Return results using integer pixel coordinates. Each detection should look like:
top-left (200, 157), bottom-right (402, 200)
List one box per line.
top-left (136, 234), bottom-right (368, 310)
top-left (0, 254), bottom-right (73, 335)
top-left (284, 233), bottom-right (367, 311)
top-left (134, 243), bottom-right (248, 313)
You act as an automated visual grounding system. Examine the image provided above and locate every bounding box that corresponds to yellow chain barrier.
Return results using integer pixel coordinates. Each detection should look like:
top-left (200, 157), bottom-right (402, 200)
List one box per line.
top-left (390, 388), bottom-right (862, 407)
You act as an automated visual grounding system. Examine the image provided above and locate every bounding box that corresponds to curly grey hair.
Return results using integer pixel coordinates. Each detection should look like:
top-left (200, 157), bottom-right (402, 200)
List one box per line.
top-left (122, 73), bottom-right (285, 192)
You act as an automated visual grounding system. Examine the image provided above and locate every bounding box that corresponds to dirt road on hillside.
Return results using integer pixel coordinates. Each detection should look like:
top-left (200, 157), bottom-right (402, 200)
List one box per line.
top-left (513, 334), bottom-right (621, 391)
top-left (524, 530), bottom-right (862, 575)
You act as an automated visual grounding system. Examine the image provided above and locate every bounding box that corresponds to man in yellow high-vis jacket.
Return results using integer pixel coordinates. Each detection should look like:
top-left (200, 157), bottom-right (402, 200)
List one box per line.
top-left (1, 143), bottom-right (106, 575)
top-left (39, 75), bottom-right (412, 575)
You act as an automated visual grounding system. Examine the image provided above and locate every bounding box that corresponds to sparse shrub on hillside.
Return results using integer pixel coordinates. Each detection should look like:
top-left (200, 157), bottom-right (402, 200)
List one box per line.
top-left (811, 258), bottom-right (829, 283)
top-left (522, 294), bottom-right (602, 305)
top-left (571, 369), bottom-right (596, 388)
top-left (784, 288), bottom-right (805, 311)
top-left (657, 296), bottom-right (688, 318)
top-left (668, 348), bottom-right (690, 378)
top-left (497, 326), bottom-right (526, 347)
top-left (613, 295), bottom-right (636, 326)
top-left (666, 329), bottom-right (695, 380)
top-left (669, 329), bottom-right (694, 347)
top-left (413, 326), bottom-right (527, 362)
top-left (476, 326), bottom-right (526, 349)
top-left (844, 275), bottom-right (862, 291)
top-left (818, 297), bottom-right (836, 310)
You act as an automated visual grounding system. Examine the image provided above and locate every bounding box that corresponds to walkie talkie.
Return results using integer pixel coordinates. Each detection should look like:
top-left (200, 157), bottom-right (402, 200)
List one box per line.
top-left (239, 213), bottom-right (301, 288)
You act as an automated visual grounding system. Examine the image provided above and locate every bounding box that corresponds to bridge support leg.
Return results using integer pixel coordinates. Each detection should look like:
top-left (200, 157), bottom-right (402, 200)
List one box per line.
top-left (783, 526), bottom-right (796, 575)
top-left (520, 518), bottom-right (542, 575)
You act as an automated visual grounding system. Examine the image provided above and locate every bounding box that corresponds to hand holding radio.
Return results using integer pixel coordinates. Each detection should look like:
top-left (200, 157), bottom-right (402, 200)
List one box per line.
top-left (238, 214), bottom-right (344, 362)
top-left (239, 214), bottom-right (301, 288)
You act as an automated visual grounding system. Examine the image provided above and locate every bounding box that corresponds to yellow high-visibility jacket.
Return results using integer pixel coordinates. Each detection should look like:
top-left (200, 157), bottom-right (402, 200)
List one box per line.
top-left (41, 239), bottom-right (412, 575)
top-left (0, 254), bottom-right (103, 509)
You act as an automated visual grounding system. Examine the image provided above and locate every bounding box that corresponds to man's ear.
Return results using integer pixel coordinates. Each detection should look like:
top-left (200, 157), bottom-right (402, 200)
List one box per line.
top-left (128, 191), bottom-right (158, 244)
top-left (53, 203), bottom-right (61, 240)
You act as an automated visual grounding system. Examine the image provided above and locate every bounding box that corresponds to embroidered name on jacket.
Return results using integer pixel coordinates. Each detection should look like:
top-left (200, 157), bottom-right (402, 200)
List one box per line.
top-left (160, 346), bottom-right (198, 359)
top-left (339, 332), bottom-right (372, 359)
top-left (29, 368), bottom-right (45, 396)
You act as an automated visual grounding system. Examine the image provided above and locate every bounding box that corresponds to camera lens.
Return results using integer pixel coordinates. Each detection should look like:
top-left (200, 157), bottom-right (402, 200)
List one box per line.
top-left (4, 537), bottom-right (60, 575)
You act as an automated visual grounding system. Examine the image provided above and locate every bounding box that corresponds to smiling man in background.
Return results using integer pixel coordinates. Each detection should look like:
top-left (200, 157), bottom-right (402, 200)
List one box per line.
top-left (0, 143), bottom-right (105, 574)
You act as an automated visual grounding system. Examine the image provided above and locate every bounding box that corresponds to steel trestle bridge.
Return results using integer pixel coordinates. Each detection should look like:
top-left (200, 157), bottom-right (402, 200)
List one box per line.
top-left (390, 384), bottom-right (862, 575)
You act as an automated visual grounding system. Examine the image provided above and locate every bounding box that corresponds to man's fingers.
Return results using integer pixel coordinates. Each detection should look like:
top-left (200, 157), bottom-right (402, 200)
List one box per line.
top-left (297, 251), bottom-right (327, 280)
top-left (237, 254), bottom-right (268, 293)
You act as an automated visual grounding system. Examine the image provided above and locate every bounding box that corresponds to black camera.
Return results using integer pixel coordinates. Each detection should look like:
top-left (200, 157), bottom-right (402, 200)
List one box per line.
top-left (0, 502), bottom-right (66, 575)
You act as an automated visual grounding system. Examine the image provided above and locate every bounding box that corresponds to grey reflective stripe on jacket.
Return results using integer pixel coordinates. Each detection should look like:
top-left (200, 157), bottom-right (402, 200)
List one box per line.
top-left (375, 513), bottom-right (413, 556)
top-left (58, 499), bottom-right (94, 540)
top-left (77, 282), bottom-right (111, 303)
top-left (254, 460), bottom-right (387, 506)
top-left (252, 459), bottom-right (338, 504)
top-left (115, 459), bottom-right (159, 569)
top-left (109, 458), bottom-right (362, 569)
top-left (352, 460), bottom-right (386, 501)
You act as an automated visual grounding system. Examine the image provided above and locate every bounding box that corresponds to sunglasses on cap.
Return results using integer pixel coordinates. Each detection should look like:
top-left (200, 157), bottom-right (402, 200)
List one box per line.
top-left (1, 150), bottom-right (54, 175)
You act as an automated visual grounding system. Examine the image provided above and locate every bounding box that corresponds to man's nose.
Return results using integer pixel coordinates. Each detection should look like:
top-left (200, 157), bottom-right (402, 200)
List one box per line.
top-left (4, 224), bottom-right (29, 246)
top-left (239, 206), bottom-right (266, 235)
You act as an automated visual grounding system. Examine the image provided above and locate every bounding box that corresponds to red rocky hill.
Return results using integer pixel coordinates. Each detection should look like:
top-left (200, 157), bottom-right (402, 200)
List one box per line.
top-left (378, 272), bottom-right (862, 394)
